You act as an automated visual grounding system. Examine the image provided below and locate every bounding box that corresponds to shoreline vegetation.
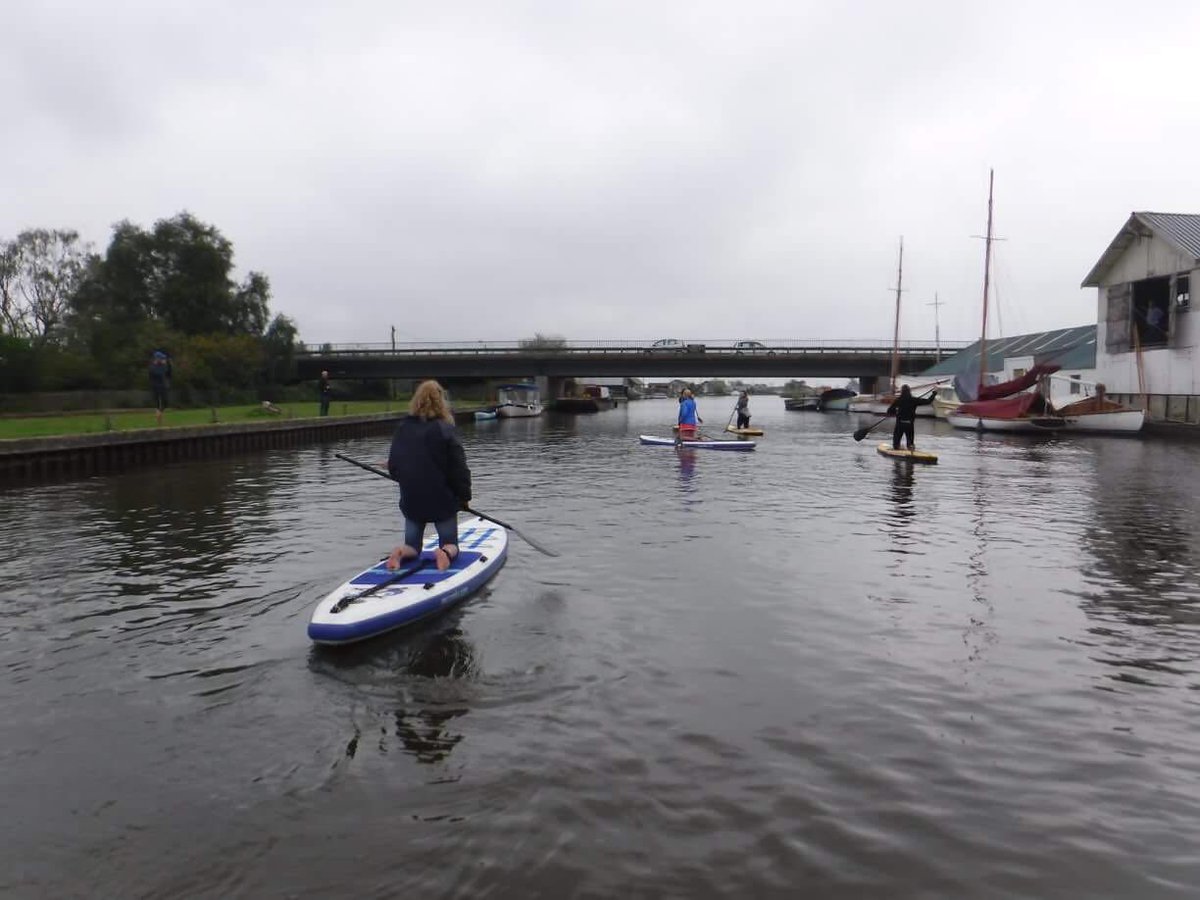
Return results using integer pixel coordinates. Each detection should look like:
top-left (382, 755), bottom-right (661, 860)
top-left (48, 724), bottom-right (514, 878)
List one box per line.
top-left (0, 399), bottom-right (488, 441)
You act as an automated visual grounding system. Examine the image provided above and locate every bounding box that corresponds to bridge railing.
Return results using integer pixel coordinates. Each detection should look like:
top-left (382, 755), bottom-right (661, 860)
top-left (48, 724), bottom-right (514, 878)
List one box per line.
top-left (298, 339), bottom-right (970, 356)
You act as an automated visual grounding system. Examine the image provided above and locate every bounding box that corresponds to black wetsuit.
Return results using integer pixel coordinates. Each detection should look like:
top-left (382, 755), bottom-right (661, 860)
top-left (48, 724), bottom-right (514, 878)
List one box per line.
top-left (886, 391), bottom-right (933, 450)
top-left (736, 395), bottom-right (750, 429)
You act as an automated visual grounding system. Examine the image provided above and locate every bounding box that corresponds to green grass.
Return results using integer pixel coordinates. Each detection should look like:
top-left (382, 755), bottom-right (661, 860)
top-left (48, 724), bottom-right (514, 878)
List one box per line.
top-left (0, 401), bottom-right (416, 440)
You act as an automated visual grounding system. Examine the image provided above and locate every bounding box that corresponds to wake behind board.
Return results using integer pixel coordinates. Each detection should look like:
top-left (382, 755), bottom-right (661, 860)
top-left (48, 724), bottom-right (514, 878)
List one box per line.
top-left (640, 434), bottom-right (756, 451)
top-left (876, 442), bottom-right (938, 464)
top-left (308, 518), bottom-right (508, 645)
top-left (725, 426), bottom-right (765, 436)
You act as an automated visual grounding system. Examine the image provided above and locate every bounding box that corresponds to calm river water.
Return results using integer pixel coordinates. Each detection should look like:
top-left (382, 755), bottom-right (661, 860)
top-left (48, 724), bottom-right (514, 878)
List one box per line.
top-left (2, 398), bottom-right (1199, 898)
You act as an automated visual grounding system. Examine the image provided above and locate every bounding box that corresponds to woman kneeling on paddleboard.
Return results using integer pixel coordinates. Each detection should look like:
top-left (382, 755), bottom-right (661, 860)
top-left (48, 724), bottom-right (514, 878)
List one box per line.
top-left (386, 380), bottom-right (472, 571)
top-left (677, 388), bottom-right (702, 441)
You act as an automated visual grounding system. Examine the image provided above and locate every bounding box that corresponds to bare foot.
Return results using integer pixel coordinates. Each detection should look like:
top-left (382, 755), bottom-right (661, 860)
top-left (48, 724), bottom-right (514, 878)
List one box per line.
top-left (386, 545), bottom-right (417, 571)
top-left (434, 545), bottom-right (459, 571)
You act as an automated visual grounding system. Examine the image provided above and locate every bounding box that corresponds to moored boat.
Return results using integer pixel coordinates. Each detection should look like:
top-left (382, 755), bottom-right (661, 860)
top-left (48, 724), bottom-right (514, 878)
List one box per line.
top-left (495, 383), bottom-right (544, 418)
top-left (784, 396), bottom-right (819, 411)
top-left (932, 386), bottom-right (961, 419)
top-left (817, 388), bottom-right (857, 411)
top-left (1055, 396), bottom-right (1145, 433)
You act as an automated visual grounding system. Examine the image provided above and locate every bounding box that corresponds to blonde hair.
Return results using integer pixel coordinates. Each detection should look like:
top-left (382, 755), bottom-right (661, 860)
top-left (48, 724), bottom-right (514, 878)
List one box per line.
top-left (410, 380), bottom-right (453, 422)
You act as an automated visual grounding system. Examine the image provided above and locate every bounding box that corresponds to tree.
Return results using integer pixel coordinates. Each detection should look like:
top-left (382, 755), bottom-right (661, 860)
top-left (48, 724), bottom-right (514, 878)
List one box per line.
top-left (0, 229), bottom-right (89, 348)
top-left (519, 332), bottom-right (567, 351)
top-left (263, 313), bottom-right (298, 383)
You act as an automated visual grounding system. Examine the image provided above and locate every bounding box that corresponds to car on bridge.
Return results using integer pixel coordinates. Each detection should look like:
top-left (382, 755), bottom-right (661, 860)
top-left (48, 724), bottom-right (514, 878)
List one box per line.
top-left (646, 338), bottom-right (706, 353)
top-left (734, 340), bottom-right (776, 355)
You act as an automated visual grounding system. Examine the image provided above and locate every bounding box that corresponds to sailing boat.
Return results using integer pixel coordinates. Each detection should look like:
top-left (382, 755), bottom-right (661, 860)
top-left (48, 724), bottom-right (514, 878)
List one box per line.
top-left (946, 171), bottom-right (1144, 434)
top-left (946, 171), bottom-right (1067, 432)
top-left (848, 239), bottom-right (943, 417)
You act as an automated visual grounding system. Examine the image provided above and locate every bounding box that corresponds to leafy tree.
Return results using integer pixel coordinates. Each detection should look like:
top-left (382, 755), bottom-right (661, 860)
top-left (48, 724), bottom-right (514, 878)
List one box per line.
top-left (0, 229), bottom-right (89, 348)
top-left (519, 332), bottom-right (567, 350)
top-left (263, 314), bottom-right (298, 383)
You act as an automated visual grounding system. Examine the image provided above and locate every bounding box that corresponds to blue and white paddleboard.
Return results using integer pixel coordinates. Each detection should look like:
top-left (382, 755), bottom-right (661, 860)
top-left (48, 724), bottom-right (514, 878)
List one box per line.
top-left (639, 434), bottom-right (757, 451)
top-left (308, 517), bottom-right (508, 645)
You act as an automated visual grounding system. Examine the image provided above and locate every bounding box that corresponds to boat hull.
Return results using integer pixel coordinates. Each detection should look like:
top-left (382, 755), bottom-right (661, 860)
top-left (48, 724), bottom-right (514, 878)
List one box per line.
top-left (496, 403), bottom-right (543, 418)
top-left (946, 413), bottom-right (1065, 432)
top-left (1061, 409), bottom-right (1145, 433)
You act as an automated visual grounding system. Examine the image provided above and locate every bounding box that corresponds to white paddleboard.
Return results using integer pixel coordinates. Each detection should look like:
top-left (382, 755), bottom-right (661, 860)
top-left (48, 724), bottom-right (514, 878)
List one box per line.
top-left (639, 434), bottom-right (757, 451)
top-left (308, 517), bottom-right (508, 644)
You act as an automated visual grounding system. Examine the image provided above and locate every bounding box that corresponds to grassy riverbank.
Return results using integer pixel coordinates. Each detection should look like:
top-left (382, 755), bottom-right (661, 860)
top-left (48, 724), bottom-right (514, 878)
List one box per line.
top-left (0, 401), bottom-right (421, 440)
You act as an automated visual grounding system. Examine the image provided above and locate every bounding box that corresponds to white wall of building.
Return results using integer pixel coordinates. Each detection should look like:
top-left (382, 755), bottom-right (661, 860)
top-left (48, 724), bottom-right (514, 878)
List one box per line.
top-left (1092, 230), bottom-right (1198, 396)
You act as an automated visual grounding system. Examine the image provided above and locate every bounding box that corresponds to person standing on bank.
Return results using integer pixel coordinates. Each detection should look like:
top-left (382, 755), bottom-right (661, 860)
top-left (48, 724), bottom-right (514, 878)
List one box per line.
top-left (386, 380), bottom-right (472, 572)
top-left (148, 350), bottom-right (171, 426)
top-left (886, 385), bottom-right (934, 451)
top-left (735, 390), bottom-right (751, 430)
top-left (677, 388), bottom-right (702, 441)
top-left (319, 370), bottom-right (332, 416)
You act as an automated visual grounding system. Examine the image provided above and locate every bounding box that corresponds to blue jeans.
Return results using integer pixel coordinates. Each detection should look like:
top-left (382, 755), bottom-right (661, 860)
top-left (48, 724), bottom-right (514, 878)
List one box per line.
top-left (404, 516), bottom-right (459, 553)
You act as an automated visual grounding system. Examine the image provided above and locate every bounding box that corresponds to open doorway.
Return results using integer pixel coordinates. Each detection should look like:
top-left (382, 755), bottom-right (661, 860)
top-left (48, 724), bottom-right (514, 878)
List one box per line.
top-left (1133, 275), bottom-right (1171, 348)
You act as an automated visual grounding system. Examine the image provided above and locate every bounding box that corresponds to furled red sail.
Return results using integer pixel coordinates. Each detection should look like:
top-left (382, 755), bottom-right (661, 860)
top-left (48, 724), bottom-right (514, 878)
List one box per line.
top-left (976, 363), bottom-right (1061, 401)
top-left (955, 392), bottom-right (1054, 420)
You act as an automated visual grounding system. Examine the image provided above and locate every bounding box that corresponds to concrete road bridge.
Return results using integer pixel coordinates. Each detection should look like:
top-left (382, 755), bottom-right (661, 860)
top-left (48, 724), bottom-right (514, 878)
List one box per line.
top-left (297, 340), bottom-right (965, 389)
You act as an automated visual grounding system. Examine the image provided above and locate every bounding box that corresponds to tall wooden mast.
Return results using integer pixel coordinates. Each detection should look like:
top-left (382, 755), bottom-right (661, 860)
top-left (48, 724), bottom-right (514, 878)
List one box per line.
top-left (890, 237), bottom-right (904, 395)
top-left (978, 169), bottom-right (995, 394)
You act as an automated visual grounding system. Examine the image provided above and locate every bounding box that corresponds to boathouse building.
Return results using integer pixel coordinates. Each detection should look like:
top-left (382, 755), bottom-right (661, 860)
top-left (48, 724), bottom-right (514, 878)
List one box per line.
top-left (1081, 212), bottom-right (1200, 423)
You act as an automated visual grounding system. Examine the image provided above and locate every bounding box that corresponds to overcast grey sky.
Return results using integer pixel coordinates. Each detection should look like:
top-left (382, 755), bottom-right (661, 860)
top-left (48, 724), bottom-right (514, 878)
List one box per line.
top-left (5, 0), bottom-right (1198, 347)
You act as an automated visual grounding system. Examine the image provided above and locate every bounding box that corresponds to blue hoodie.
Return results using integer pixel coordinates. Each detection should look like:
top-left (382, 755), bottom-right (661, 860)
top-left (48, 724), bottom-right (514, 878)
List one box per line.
top-left (678, 396), bottom-right (698, 426)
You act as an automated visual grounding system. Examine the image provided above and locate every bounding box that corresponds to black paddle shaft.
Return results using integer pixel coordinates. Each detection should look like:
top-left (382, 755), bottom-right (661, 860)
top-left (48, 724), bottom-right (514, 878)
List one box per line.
top-left (333, 453), bottom-right (559, 558)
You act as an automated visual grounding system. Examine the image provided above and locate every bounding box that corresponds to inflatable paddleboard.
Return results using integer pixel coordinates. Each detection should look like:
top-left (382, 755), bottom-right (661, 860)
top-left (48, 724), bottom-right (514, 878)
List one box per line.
top-left (725, 426), bottom-right (764, 436)
top-left (876, 442), bottom-right (938, 464)
top-left (308, 518), bottom-right (508, 645)
top-left (640, 434), bottom-right (756, 451)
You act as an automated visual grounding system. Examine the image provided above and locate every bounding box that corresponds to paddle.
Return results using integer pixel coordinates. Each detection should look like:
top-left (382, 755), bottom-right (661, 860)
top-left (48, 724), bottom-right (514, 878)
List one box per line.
top-left (330, 556), bottom-right (430, 613)
top-left (333, 452), bottom-right (559, 557)
top-left (853, 389), bottom-right (936, 442)
top-left (852, 416), bottom-right (891, 443)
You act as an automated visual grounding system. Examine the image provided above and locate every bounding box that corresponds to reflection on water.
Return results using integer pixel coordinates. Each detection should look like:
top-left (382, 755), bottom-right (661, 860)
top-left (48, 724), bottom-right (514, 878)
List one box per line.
top-left (3, 402), bottom-right (1200, 897)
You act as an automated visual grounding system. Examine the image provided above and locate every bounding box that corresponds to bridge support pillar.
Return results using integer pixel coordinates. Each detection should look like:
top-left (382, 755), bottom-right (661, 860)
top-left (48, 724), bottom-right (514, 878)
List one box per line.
top-left (537, 375), bottom-right (556, 401)
top-left (859, 375), bottom-right (882, 395)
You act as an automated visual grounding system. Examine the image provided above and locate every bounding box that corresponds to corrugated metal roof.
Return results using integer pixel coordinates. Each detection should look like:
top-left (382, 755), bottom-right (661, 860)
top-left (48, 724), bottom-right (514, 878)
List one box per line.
top-left (921, 324), bottom-right (1096, 376)
top-left (1137, 212), bottom-right (1200, 258)
top-left (1082, 211), bottom-right (1200, 287)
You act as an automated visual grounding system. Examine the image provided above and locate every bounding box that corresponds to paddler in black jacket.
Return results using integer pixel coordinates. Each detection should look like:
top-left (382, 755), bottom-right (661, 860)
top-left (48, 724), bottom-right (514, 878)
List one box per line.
top-left (886, 385), bottom-right (934, 451)
top-left (385, 380), bottom-right (472, 572)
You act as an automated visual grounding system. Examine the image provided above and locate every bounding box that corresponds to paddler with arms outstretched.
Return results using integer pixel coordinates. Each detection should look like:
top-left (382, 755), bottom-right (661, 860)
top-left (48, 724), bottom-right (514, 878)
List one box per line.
top-left (886, 385), bottom-right (934, 451)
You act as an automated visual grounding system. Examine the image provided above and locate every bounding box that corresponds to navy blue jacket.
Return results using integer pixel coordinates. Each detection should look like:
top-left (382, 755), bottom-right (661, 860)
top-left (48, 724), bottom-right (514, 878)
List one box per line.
top-left (387, 416), bottom-right (471, 522)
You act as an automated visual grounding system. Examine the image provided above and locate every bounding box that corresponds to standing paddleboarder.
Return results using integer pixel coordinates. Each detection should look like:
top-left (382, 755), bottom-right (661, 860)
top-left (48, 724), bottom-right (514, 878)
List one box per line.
top-left (735, 391), bottom-right (751, 430)
top-left (886, 385), bottom-right (934, 451)
top-left (677, 389), bottom-right (702, 442)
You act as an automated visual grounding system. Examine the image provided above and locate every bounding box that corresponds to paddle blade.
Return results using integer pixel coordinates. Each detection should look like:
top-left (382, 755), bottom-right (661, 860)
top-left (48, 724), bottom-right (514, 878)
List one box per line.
top-left (852, 426), bottom-right (871, 442)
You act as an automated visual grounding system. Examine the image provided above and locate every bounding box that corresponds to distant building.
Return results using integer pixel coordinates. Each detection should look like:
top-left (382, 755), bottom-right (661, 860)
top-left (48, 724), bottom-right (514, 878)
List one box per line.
top-left (1081, 212), bottom-right (1199, 422)
top-left (921, 325), bottom-right (1097, 405)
